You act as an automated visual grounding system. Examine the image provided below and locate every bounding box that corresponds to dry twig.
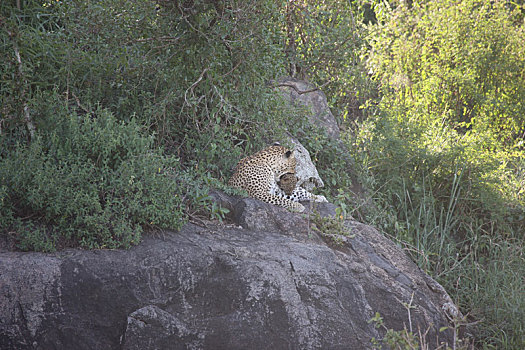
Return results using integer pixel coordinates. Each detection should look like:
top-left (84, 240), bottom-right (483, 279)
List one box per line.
top-left (275, 79), bottom-right (333, 95)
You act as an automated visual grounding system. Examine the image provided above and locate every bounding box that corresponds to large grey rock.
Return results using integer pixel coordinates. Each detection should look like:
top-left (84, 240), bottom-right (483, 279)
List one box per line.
top-left (288, 137), bottom-right (324, 191)
top-left (277, 77), bottom-right (340, 140)
top-left (0, 193), bottom-right (459, 349)
top-left (123, 305), bottom-right (203, 350)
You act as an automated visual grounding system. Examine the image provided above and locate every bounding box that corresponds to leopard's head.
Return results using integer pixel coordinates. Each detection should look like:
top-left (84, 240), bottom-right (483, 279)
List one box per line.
top-left (277, 172), bottom-right (298, 195)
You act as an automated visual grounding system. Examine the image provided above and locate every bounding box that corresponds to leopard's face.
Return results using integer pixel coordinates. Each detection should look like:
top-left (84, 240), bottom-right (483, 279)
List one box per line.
top-left (277, 172), bottom-right (298, 196)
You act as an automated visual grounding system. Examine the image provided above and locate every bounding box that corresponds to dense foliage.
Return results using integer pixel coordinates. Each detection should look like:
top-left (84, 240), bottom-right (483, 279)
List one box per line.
top-left (359, 0), bottom-right (525, 347)
top-left (0, 0), bottom-right (303, 249)
top-left (1, 0), bottom-right (523, 348)
top-left (1, 106), bottom-right (186, 250)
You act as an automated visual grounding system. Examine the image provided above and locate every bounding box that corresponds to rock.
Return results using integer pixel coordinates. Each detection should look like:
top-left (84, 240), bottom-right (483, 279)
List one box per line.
top-left (302, 200), bottom-right (338, 218)
top-left (275, 78), bottom-right (371, 218)
top-left (122, 305), bottom-right (203, 350)
top-left (288, 137), bottom-right (324, 191)
top-left (210, 190), bottom-right (336, 233)
top-left (0, 192), bottom-right (459, 350)
top-left (277, 77), bottom-right (340, 140)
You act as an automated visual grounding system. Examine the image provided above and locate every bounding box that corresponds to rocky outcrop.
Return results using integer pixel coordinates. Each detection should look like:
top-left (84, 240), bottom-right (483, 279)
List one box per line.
top-left (0, 193), bottom-right (459, 350)
top-left (277, 77), bottom-right (340, 140)
top-left (288, 137), bottom-right (324, 191)
top-left (276, 78), bottom-right (370, 216)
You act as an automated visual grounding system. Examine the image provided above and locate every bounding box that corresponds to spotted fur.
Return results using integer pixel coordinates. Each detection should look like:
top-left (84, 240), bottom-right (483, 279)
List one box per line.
top-left (273, 173), bottom-right (329, 204)
top-left (285, 187), bottom-right (328, 203)
top-left (229, 145), bottom-right (305, 212)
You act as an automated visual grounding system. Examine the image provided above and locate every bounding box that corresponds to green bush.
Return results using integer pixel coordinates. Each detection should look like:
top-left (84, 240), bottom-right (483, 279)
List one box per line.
top-left (0, 106), bottom-right (185, 251)
top-left (365, 0), bottom-right (525, 224)
top-left (354, 1), bottom-right (525, 347)
top-left (0, 0), bottom-right (305, 251)
top-left (50, 0), bottom-right (298, 174)
top-left (281, 0), bottom-right (374, 121)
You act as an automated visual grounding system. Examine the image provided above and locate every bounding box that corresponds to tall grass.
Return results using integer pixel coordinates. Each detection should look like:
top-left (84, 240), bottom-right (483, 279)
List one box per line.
top-left (362, 165), bottom-right (525, 348)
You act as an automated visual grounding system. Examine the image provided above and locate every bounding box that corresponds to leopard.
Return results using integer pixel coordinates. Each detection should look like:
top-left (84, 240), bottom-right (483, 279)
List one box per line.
top-left (228, 144), bottom-right (305, 212)
top-left (229, 144), bottom-right (328, 212)
top-left (273, 172), bottom-right (329, 204)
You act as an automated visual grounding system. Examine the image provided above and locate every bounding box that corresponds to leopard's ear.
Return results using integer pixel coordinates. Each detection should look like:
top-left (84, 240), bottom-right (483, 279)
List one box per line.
top-left (284, 150), bottom-right (293, 158)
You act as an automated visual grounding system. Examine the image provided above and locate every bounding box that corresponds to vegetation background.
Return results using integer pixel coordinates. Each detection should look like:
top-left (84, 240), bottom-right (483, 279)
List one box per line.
top-left (1, 0), bottom-right (523, 348)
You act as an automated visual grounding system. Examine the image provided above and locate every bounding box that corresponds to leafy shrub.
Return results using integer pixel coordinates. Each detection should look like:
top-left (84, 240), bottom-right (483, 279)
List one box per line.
top-left (0, 0), bottom-right (305, 251)
top-left (365, 0), bottom-right (525, 227)
top-left (280, 0), bottom-right (375, 122)
top-left (49, 0), bottom-right (298, 174)
top-left (0, 106), bottom-right (185, 251)
top-left (355, 1), bottom-right (525, 347)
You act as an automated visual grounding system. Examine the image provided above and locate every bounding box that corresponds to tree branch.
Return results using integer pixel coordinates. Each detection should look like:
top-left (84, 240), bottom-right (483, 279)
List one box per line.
top-left (13, 41), bottom-right (35, 140)
top-left (275, 79), bottom-right (333, 95)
